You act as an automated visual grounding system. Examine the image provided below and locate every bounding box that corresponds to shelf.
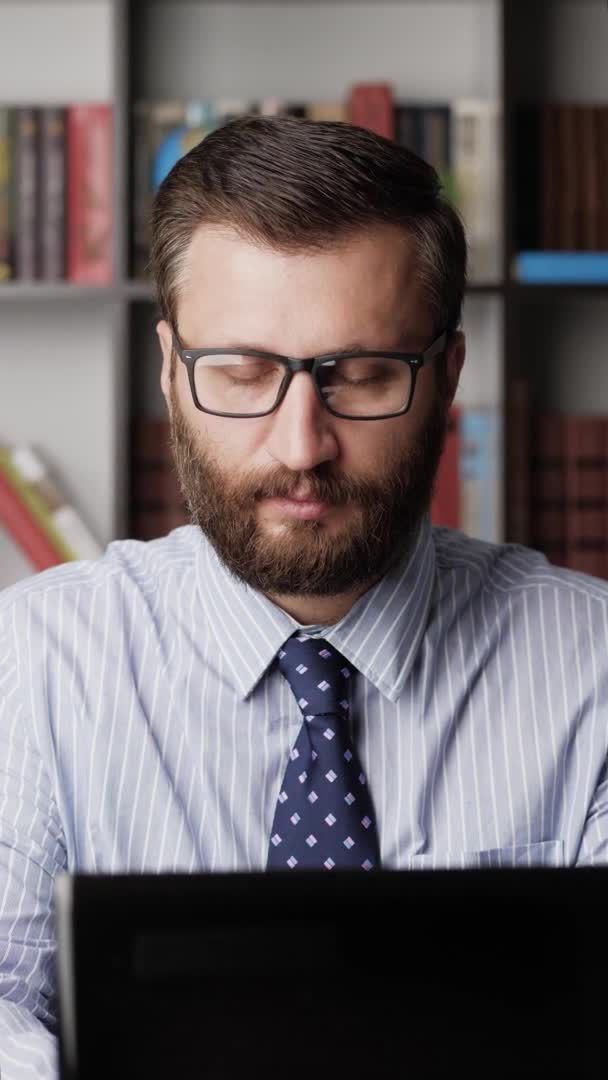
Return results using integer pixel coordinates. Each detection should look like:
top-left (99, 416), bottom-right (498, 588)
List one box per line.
top-left (0, 281), bottom-right (507, 303)
top-left (0, 282), bottom-right (156, 302)
top-left (510, 282), bottom-right (608, 299)
top-left (0, 283), bottom-right (119, 302)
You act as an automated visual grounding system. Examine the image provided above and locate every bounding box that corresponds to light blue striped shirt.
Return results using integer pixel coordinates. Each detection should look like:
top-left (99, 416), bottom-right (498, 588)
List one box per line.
top-left (2, 517), bottom-right (608, 1078)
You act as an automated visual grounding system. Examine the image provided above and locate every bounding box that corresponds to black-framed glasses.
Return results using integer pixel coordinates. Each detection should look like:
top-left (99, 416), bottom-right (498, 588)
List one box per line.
top-left (171, 327), bottom-right (448, 420)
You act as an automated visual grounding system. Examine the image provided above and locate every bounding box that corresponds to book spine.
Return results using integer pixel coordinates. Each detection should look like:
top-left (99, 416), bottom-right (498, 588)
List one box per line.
top-left (306, 103), bottom-right (349, 122)
top-left (130, 417), bottom-right (188, 540)
top-left (529, 413), bottom-right (564, 564)
top-left (15, 106), bottom-right (40, 280)
top-left (507, 378), bottom-right (530, 546)
top-left (451, 98), bottom-right (501, 282)
top-left (131, 101), bottom-right (152, 279)
top-left (0, 106), bottom-right (14, 281)
top-left (39, 106), bottom-right (66, 280)
top-left (459, 409), bottom-right (501, 543)
top-left (598, 107), bottom-right (608, 250)
top-left (67, 103), bottom-right (113, 284)
top-left (0, 457), bottom-right (65, 570)
top-left (541, 103), bottom-right (558, 250)
top-left (0, 448), bottom-right (76, 561)
top-left (9, 445), bottom-right (102, 561)
top-left (557, 103), bottom-right (579, 251)
top-left (348, 84), bottom-right (395, 139)
top-left (430, 406), bottom-right (460, 530)
top-left (393, 104), bottom-right (423, 154)
top-left (562, 415), bottom-right (607, 579)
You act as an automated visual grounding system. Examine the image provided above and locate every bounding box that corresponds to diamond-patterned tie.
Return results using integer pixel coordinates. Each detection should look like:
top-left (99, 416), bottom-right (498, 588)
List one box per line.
top-left (267, 634), bottom-right (381, 871)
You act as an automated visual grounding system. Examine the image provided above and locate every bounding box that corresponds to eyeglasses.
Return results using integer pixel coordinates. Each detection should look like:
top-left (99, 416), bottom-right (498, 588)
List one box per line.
top-left (171, 327), bottom-right (448, 421)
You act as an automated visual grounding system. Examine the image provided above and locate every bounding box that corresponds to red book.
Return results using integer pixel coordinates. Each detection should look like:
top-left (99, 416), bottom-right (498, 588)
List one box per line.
top-left (348, 84), bottom-right (395, 140)
top-left (67, 104), bottom-right (113, 284)
top-left (0, 460), bottom-right (64, 570)
top-left (431, 406), bottom-right (460, 530)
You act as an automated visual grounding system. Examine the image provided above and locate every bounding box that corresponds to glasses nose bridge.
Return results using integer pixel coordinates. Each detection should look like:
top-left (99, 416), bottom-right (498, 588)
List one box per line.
top-left (285, 355), bottom-right (317, 376)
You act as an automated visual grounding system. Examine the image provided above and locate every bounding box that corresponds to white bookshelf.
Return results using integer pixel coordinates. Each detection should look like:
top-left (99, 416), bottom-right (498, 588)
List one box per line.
top-left (1, 0), bottom-right (605, 588)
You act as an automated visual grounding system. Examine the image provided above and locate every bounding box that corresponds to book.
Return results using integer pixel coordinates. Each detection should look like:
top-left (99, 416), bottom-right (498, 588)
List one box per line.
top-left (562, 415), bottom-right (607, 579)
top-left (431, 406), bottom-right (460, 530)
top-left (529, 413), bottom-right (608, 579)
top-left (348, 83), bottom-right (395, 139)
top-left (451, 98), bottom-right (502, 282)
top-left (0, 106), bottom-right (15, 282)
top-left (557, 103), bottom-right (580, 250)
top-left (67, 103), bottom-right (113, 284)
top-left (599, 107), bottom-right (608, 249)
top-left (579, 106), bottom-right (601, 251)
top-left (507, 378), bottom-right (530, 546)
top-left (529, 413), bottom-right (564, 565)
top-left (513, 252), bottom-right (608, 284)
top-left (39, 106), bottom-right (66, 280)
top-left (394, 103), bottom-right (455, 202)
top-left (15, 106), bottom-right (40, 280)
top-left (306, 103), bottom-right (349, 122)
top-left (130, 417), bottom-right (188, 541)
top-left (459, 408), bottom-right (502, 543)
top-left (541, 103), bottom-right (558, 250)
top-left (0, 445), bottom-right (103, 563)
top-left (0, 453), bottom-right (66, 570)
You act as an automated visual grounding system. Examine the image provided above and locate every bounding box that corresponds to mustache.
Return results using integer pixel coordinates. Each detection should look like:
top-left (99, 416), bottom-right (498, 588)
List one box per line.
top-left (246, 464), bottom-right (400, 506)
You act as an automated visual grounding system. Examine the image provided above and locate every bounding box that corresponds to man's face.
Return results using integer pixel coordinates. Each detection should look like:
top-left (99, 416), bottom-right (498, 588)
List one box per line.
top-left (158, 223), bottom-right (464, 599)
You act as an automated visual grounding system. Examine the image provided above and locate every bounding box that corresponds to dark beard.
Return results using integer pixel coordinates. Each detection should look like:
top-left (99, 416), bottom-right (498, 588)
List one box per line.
top-left (168, 385), bottom-right (448, 597)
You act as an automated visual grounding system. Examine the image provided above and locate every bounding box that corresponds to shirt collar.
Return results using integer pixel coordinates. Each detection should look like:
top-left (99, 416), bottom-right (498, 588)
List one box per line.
top-left (195, 515), bottom-right (436, 704)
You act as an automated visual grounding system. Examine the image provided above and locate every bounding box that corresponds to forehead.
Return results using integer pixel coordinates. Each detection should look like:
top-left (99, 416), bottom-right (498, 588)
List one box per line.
top-left (178, 223), bottom-right (430, 351)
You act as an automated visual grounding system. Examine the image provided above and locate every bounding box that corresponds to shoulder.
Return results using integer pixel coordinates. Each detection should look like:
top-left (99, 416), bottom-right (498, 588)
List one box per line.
top-left (429, 524), bottom-right (608, 622)
top-left (0, 525), bottom-right (201, 644)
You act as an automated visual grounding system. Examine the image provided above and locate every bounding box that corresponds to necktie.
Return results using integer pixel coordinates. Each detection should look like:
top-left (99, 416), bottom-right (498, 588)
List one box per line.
top-left (267, 634), bottom-right (381, 871)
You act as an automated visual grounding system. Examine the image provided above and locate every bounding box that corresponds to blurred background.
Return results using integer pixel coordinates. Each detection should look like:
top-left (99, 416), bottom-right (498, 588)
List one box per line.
top-left (1, 0), bottom-right (607, 589)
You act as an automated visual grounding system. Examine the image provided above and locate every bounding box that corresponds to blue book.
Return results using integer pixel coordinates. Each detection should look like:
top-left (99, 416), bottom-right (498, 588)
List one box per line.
top-left (514, 252), bottom-right (608, 284)
top-left (460, 409), bottom-right (502, 544)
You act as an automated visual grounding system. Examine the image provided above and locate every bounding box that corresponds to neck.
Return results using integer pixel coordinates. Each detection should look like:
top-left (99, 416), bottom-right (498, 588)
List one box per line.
top-left (266, 580), bottom-right (379, 627)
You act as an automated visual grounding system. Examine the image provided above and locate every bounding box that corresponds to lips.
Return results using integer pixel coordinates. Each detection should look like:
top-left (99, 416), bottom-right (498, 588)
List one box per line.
top-left (264, 496), bottom-right (333, 520)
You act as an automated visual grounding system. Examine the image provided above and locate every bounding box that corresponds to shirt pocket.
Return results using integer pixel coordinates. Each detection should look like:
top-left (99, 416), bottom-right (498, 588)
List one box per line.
top-left (408, 840), bottom-right (565, 870)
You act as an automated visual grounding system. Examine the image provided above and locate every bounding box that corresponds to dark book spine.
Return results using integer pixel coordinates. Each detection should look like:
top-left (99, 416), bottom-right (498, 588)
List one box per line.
top-left (598, 107), bottom-right (608, 249)
top-left (557, 104), bottom-right (580, 250)
top-left (515, 104), bottom-right (541, 251)
top-left (530, 413), bottom-right (564, 564)
top-left (507, 378), bottom-right (530, 546)
top-left (15, 106), bottom-right (40, 280)
top-left (0, 106), bottom-right (15, 281)
top-left (562, 415), bottom-right (607, 579)
top-left (430, 405), bottom-right (461, 530)
top-left (130, 417), bottom-right (189, 541)
top-left (39, 106), bottom-right (66, 280)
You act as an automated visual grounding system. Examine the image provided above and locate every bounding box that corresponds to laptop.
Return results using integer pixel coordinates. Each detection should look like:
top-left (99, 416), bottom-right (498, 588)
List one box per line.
top-left (54, 867), bottom-right (605, 1079)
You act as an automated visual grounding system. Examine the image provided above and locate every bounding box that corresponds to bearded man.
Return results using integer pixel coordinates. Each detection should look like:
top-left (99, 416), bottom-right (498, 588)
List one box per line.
top-left (1, 116), bottom-right (608, 1078)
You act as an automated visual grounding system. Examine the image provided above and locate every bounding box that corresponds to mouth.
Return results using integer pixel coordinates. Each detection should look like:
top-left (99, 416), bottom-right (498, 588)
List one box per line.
top-left (262, 496), bottom-right (335, 520)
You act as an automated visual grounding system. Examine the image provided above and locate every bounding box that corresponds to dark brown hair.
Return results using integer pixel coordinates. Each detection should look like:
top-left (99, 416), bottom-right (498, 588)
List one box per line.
top-left (150, 114), bottom-right (467, 346)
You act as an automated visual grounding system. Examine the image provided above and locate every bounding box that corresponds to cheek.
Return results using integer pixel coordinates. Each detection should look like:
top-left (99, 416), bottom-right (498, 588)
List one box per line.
top-left (203, 414), bottom-right (275, 464)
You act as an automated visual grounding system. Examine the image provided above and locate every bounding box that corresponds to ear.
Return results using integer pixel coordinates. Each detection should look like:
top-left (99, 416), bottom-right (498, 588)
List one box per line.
top-left (443, 330), bottom-right (465, 408)
top-left (157, 320), bottom-right (174, 405)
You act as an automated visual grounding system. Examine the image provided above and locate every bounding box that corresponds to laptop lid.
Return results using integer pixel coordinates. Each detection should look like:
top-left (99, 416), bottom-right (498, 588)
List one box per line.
top-left (54, 868), bottom-right (604, 1079)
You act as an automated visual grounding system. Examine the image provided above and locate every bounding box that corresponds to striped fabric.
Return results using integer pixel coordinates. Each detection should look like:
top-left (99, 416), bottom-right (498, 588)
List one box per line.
top-left (1, 517), bottom-right (608, 1077)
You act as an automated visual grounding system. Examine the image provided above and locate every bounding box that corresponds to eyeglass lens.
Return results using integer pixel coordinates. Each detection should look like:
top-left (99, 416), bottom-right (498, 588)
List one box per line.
top-left (192, 353), bottom-right (412, 416)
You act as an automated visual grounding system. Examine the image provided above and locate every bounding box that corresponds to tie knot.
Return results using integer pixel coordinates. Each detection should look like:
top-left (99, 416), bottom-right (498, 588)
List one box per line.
top-left (277, 636), bottom-right (354, 719)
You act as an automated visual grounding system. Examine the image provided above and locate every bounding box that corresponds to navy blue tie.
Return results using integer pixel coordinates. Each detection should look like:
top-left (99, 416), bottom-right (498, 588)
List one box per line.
top-left (267, 634), bottom-right (381, 870)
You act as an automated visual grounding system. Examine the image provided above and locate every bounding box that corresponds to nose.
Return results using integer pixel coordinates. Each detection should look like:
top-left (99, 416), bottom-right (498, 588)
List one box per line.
top-left (264, 371), bottom-right (339, 473)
